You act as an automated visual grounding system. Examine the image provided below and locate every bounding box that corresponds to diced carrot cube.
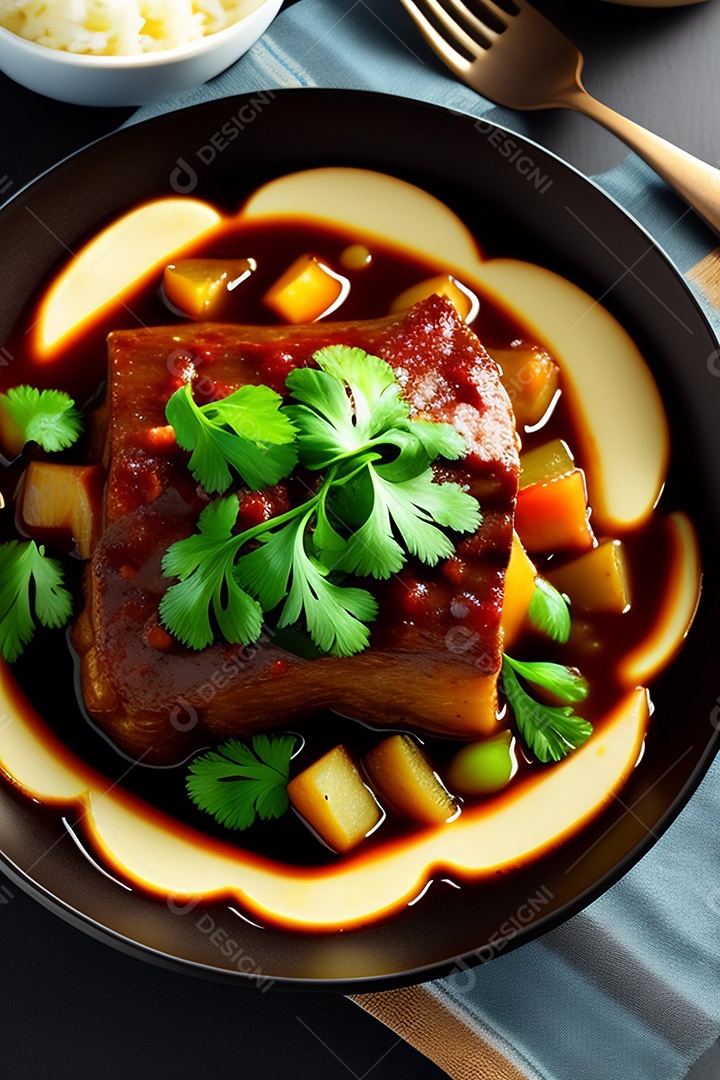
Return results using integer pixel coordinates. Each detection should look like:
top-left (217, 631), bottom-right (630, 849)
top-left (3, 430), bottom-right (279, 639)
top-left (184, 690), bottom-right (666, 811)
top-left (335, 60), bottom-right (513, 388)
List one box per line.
top-left (515, 468), bottom-right (594, 553)
top-left (263, 255), bottom-right (348, 323)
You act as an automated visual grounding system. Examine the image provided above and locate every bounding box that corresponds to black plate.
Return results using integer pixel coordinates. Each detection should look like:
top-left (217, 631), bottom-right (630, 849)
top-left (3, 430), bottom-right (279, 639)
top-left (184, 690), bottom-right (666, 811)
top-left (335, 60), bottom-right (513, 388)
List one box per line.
top-left (0, 88), bottom-right (718, 991)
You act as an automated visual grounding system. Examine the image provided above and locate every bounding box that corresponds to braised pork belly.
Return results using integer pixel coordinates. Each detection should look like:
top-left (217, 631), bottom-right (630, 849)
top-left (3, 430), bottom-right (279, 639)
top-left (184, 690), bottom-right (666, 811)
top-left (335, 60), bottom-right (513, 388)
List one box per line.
top-left (72, 296), bottom-right (519, 763)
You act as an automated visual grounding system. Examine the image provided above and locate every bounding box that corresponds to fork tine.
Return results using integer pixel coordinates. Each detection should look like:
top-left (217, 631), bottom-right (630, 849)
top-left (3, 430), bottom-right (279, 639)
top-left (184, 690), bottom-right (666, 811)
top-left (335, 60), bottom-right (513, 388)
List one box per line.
top-left (423, 0), bottom-right (498, 53)
top-left (445, 0), bottom-right (510, 38)
top-left (397, 0), bottom-right (473, 71)
top-left (465, 0), bottom-right (519, 25)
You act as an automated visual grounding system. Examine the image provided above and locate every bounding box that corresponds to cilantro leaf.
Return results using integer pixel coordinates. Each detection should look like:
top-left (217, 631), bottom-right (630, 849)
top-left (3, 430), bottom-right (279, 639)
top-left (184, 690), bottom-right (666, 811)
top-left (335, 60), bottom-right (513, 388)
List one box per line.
top-left (166, 383), bottom-right (297, 494)
top-left (400, 418), bottom-right (467, 462)
top-left (284, 369), bottom-right (356, 469)
top-left (0, 541), bottom-right (73, 662)
top-left (528, 577), bottom-right (571, 643)
top-left (503, 654), bottom-right (588, 703)
top-left (160, 497), bottom-right (263, 650)
top-left (234, 513), bottom-right (303, 614)
top-left (236, 509), bottom-right (378, 657)
top-left (501, 657), bottom-right (593, 763)
top-left (280, 547), bottom-right (377, 658)
top-left (374, 466), bottom-right (480, 565)
top-left (0, 386), bottom-right (83, 453)
top-left (284, 345), bottom-right (409, 468)
top-left (186, 734), bottom-right (296, 831)
top-left (331, 468), bottom-right (405, 579)
top-left (313, 344), bottom-right (409, 438)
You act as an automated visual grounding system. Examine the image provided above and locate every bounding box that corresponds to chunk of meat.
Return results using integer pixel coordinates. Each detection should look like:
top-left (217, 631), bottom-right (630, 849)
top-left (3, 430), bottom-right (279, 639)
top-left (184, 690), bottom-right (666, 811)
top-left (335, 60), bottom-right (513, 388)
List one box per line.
top-left (72, 296), bottom-right (519, 763)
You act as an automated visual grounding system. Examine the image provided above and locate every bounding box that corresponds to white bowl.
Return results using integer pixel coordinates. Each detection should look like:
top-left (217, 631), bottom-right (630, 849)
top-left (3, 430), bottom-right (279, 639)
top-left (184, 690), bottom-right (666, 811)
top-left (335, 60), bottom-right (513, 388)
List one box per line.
top-left (0, 0), bottom-right (282, 107)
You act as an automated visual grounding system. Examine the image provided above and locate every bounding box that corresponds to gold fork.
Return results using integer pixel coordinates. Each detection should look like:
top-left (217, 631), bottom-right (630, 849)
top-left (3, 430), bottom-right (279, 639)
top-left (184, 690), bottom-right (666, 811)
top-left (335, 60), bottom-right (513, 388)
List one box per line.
top-left (398, 0), bottom-right (720, 236)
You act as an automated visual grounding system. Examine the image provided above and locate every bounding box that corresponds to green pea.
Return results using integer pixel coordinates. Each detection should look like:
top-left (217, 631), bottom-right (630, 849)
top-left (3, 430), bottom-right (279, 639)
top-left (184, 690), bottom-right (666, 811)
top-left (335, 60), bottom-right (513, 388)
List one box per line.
top-left (446, 731), bottom-right (517, 796)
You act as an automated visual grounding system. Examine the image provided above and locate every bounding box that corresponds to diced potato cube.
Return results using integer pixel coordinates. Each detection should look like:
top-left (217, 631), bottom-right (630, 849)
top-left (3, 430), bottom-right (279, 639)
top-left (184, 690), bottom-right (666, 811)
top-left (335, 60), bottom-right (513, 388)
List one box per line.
top-left (515, 468), bottom-right (595, 553)
top-left (501, 533), bottom-right (537, 647)
top-left (520, 438), bottom-right (575, 489)
top-left (287, 745), bottom-right (382, 852)
top-left (263, 255), bottom-right (348, 323)
top-left (19, 461), bottom-right (104, 559)
top-left (548, 539), bottom-right (630, 614)
top-left (163, 258), bottom-right (255, 320)
top-left (365, 734), bottom-right (457, 827)
top-left (492, 344), bottom-right (560, 428)
top-left (389, 274), bottom-right (478, 322)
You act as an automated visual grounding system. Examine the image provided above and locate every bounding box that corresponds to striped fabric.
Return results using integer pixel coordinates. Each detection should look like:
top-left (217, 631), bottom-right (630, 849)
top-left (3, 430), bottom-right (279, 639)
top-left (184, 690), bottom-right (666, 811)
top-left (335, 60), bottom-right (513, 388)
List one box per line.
top-left (129, 1), bottom-right (720, 1076)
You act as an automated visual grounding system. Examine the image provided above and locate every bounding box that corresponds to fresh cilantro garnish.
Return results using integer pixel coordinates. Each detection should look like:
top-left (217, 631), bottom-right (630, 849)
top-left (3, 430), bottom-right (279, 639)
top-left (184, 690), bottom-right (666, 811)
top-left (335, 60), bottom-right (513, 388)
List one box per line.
top-left (333, 467), bottom-right (480, 578)
top-left (159, 498), bottom-right (265, 651)
top-left (503, 654), bottom-right (588, 702)
top-left (236, 507), bottom-right (378, 656)
top-left (161, 345), bottom-right (481, 657)
top-left (528, 577), bottom-right (571, 643)
top-left (0, 385), bottom-right (83, 453)
top-left (501, 654), bottom-right (592, 763)
top-left (186, 733), bottom-right (296, 831)
top-left (166, 382), bottom-right (298, 494)
top-left (284, 344), bottom-right (466, 471)
top-left (0, 541), bottom-right (73, 662)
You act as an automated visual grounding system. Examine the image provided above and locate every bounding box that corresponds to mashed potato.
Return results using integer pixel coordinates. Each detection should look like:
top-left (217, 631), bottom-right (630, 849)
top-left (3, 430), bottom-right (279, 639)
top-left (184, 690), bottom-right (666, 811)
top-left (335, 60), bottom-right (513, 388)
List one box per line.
top-left (0, 0), bottom-right (261, 54)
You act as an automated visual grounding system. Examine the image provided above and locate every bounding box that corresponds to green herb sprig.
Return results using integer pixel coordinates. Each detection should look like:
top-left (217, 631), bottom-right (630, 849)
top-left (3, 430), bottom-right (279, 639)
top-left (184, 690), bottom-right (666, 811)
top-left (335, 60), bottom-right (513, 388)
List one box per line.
top-left (165, 382), bottom-right (297, 494)
top-left (161, 345), bottom-right (481, 657)
top-left (0, 385), bottom-right (83, 453)
top-left (186, 733), bottom-right (296, 831)
top-left (528, 577), bottom-right (571, 643)
top-left (0, 541), bottom-right (73, 662)
top-left (502, 654), bottom-right (592, 763)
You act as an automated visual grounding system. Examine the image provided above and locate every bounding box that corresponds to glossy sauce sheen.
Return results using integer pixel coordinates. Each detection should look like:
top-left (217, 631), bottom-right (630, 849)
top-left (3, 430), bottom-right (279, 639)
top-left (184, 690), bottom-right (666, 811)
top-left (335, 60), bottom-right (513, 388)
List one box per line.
top-left (0, 218), bottom-right (676, 871)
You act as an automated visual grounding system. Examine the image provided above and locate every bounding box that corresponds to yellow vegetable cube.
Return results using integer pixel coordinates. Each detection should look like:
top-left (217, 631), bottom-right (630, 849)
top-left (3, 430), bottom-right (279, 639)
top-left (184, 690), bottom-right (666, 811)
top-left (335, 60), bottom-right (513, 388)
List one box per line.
top-left (287, 745), bottom-right (382, 852)
top-left (492, 344), bottom-right (560, 428)
top-left (389, 274), bottom-right (478, 322)
top-left (548, 539), bottom-right (631, 614)
top-left (365, 735), bottom-right (458, 827)
top-left (262, 255), bottom-right (349, 323)
top-left (163, 258), bottom-right (256, 320)
top-left (501, 533), bottom-right (537, 648)
top-left (19, 461), bottom-right (104, 559)
top-left (520, 438), bottom-right (575, 489)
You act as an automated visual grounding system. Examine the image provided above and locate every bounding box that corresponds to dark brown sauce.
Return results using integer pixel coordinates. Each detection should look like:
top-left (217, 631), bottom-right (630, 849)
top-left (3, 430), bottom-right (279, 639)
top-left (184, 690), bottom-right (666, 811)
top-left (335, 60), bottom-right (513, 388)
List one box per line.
top-left (0, 213), bottom-right (678, 875)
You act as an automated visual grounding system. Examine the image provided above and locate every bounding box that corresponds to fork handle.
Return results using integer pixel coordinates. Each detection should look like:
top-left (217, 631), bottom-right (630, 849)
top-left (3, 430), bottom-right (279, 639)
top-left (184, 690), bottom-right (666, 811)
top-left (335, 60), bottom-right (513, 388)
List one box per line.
top-left (564, 87), bottom-right (720, 237)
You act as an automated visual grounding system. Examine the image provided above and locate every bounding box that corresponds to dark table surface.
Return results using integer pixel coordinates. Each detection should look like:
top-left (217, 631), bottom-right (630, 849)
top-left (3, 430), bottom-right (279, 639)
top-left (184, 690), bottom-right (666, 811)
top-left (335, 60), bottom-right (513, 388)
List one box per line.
top-left (2, 2), bottom-right (720, 1078)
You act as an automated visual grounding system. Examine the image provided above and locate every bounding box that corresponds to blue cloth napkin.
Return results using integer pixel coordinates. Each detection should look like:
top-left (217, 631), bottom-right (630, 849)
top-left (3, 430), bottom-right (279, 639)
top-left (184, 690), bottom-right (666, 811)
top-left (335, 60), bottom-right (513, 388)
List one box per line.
top-left (131, 3), bottom-right (720, 1078)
